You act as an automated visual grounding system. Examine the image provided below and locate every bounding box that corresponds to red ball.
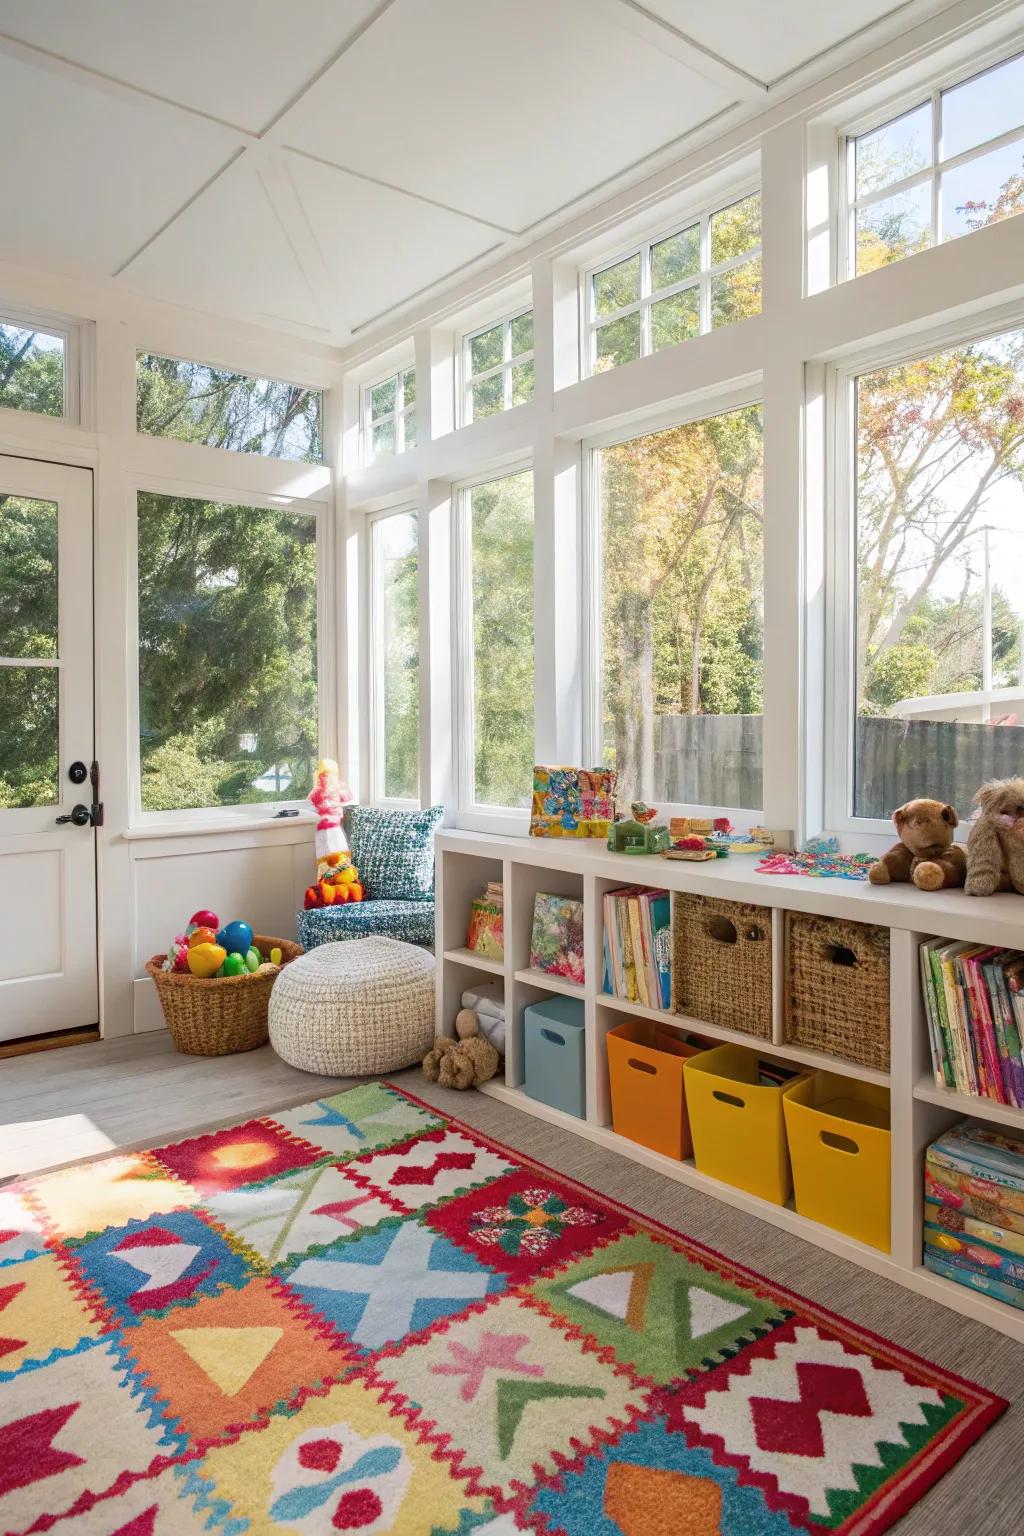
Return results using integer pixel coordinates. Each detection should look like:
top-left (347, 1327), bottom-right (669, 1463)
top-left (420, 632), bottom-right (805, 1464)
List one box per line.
top-left (189, 909), bottom-right (219, 931)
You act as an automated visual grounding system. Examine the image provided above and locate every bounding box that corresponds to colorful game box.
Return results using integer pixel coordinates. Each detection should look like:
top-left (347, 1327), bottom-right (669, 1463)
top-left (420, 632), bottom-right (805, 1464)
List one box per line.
top-left (530, 765), bottom-right (616, 838)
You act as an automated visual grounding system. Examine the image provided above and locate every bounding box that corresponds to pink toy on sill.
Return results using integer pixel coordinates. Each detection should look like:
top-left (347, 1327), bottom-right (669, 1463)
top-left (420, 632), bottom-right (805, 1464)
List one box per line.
top-left (308, 758), bottom-right (355, 880)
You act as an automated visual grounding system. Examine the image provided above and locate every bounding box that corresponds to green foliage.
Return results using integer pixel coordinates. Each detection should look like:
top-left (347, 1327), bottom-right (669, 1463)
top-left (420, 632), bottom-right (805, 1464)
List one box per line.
top-left (0, 325), bottom-right (63, 416)
top-left (137, 491), bottom-right (318, 811)
top-left (471, 471), bottom-right (534, 808)
top-left (136, 353), bottom-right (321, 462)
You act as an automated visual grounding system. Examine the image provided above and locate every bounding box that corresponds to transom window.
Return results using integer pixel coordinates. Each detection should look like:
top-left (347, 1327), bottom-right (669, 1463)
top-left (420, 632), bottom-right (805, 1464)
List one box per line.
top-left (584, 191), bottom-right (762, 375)
top-left (364, 367), bottom-right (417, 463)
top-left (136, 353), bottom-right (322, 462)
top-left (463, 309), bottom-right (534, 424)
top-left (0, 313), bottom-right (69, 420)
top-left (848, 49), bottom-right (1024, 277)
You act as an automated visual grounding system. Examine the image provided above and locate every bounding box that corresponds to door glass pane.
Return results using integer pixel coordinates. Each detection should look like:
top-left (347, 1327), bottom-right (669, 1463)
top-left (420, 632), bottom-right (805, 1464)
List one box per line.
top-left (470, 470), bottom-right (534, 808)
top-left (0, 324), bottom-right (64, 418)
top-left (942, 53), bottom-right (1024, 160)
top-left (0, 667), bottom-right (58, 808)
top-left (0, 496), bottom-right (58, 658)
top-left (137, 491), bottom-right (318, 812)
top-left (373, 512), bottom-right (419, 801)
top-left (599, 406), bottom-right (764, 810)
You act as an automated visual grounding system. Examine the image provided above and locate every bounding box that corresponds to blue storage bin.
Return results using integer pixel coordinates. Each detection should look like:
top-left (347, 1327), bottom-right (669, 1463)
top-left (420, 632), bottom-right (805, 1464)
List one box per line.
top-left (524, 996), bottom-right (586, 1118)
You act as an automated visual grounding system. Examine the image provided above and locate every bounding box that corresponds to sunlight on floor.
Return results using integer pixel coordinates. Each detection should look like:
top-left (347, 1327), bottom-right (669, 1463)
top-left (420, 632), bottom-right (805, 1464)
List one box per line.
top-left (0, 1114), bottom-right (116, 1181)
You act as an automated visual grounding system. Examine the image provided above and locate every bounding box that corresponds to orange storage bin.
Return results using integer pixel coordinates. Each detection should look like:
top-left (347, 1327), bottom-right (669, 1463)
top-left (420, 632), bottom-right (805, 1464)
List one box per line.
top-left (607, 1018), bottom-right (700, 1160)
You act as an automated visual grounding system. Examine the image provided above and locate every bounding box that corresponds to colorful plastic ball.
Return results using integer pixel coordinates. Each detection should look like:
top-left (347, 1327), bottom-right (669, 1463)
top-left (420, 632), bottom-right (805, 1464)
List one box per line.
top-left (188, 926), bottom-right (218, 950)
top-left (190, 909), bottom-right (219, 931)
top-left (216, 920), bottom-right (254, 956)
top-left (187, 942), bottom-right (227, 978)
top-left (244, 948), bottom-right (261, 972)
top-left (221, 952), bottom-right (246, 977)
top-left (270, 947), bottom-right (282, 966)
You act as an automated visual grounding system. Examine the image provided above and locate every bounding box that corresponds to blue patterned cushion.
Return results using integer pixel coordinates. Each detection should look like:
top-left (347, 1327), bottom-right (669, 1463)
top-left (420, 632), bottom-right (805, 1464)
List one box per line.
top-left (297, 899), bottom-right (435, 951)
top-left (344, 804), bottom-right (443, 901)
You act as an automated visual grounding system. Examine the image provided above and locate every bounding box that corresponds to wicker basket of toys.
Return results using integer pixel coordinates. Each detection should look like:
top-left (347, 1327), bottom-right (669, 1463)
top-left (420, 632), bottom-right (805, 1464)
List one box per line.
top-left (147, 911), bottom-right (303, 1056)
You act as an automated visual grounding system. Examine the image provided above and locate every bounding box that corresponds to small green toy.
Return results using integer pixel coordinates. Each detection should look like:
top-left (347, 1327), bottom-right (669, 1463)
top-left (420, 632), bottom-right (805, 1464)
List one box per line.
top-left (607, 819), bottom-right (670, 855)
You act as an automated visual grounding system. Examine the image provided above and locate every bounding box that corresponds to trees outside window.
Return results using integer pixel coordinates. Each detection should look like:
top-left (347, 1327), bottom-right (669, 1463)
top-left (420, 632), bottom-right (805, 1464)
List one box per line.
top-left (0, 495), bottom-right (58, 807)
top-left (851, 325), bottom-right (1024, 818)
top-left (137, 491), bottom-right (318, 812)
top-left (464, 310), bottom-right (534, 423)
top-left (597, 406), bottom-right (764, 809)
top-left (364, 367), bottom-right (416, 463)
top-left (136, 353), bottom-right (321, 462)
top-left (371, 510), bottom-right (419, 802)
top-left (0, 322), bottom-right (64, 417)
top-left (464, 469), bottom-right (534, 810)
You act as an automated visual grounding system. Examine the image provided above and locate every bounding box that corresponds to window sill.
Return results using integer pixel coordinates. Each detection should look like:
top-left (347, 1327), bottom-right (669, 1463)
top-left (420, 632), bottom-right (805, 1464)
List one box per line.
top-left (122, 813), bottom-right (317, 843)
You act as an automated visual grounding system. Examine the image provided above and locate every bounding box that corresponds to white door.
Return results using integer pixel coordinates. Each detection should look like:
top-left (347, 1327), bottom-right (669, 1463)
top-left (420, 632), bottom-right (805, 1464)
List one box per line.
top-left (0, 457), bottom-right (97, 1041)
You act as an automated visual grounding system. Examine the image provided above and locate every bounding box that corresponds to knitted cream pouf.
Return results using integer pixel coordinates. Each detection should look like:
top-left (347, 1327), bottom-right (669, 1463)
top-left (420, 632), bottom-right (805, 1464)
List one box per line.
top-left (268, 936), bottom-right (435, 1076)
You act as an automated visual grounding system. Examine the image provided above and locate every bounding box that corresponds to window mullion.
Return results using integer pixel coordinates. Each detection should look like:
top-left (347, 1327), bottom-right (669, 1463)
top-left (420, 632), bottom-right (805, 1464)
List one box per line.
top-left (931, 87), bottom-right (942, 246)
top-left (699, 213), bottom-right (711, 334)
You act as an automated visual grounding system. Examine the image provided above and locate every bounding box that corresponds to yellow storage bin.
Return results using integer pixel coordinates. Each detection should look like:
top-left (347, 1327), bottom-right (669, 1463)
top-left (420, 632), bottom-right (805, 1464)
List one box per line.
top-left (683, 1044), bottom-right (808, 1205)
top-left (783, 1072), bottom-right (891, 1252)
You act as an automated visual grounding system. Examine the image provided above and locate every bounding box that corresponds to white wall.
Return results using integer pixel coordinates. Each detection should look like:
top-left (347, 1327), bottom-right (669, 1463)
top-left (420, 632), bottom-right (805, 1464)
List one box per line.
top-left (0, 259), bottom-right (343, 1037)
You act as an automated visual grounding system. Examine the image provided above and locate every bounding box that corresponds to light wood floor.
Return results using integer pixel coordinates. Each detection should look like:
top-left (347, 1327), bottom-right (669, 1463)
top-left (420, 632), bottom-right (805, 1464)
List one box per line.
top-left (1, 1033), bottom-right (1020, 1534)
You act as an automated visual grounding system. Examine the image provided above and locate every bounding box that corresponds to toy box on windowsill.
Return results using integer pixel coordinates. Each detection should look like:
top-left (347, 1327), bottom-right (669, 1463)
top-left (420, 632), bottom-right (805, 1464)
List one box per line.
top-left (530, 766), bottom-right (616, 838)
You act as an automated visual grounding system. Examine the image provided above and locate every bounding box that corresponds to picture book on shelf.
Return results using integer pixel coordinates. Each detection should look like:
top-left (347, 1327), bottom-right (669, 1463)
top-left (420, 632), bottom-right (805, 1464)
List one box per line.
top-left (920, 940), bottom-right (1024, 1106)
top-left (602, 886), bottom-right (671, 1010)
top-left (466, 880), bottom-right (503, 962)
top-left (529, 893), bottom-right (585, 984)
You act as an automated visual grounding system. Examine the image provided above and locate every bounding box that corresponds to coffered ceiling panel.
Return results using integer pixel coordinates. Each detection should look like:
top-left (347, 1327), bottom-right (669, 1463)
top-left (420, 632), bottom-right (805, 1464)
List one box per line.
top-left (282, 0), bottom-right (732, 233)
top-left (284, 153), bottom-right (500, 337)
top-left (0, 0), bottom-right (383, 133)
top-left (124, 161), bottom-right (325, 333)
top-left (0, 50), bottom-right (240, 279)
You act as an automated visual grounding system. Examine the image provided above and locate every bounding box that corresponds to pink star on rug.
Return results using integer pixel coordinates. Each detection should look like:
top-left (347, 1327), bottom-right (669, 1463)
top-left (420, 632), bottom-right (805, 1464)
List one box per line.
top-left (430, 1331), bottom-right (544, 1403)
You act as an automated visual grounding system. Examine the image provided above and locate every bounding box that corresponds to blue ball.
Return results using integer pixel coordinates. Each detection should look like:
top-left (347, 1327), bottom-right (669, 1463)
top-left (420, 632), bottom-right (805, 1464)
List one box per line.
top-left (217, 920), bottom-right (254, 956)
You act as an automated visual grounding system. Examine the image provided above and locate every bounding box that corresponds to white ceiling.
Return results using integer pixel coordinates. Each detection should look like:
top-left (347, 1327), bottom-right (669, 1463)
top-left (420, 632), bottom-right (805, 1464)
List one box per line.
top-left (0, 0), bottom-right (958, 348)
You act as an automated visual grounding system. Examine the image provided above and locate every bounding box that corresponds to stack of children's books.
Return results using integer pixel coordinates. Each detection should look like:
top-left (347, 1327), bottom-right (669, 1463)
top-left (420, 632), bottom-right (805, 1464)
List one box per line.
top-left (924, 1119), bottom-right (1024, 1310)
top-left (919, 939), bottom-right (1024, 1105)
top-left (602, 886), bottom-right (671, 1010)
top-left (466, 880), bottom-right (503, 962)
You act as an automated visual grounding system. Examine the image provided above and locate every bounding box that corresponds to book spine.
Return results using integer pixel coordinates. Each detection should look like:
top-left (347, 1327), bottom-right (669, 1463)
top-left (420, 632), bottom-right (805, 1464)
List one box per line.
top-left (942, 956), bottom-right (976, 1095)
top-left (928, 947), bottom-right (960, 1093)
top-left (998, 964), bottom-right (1024, 1107)
top-left (965, 955), bottom-right (1007, 1104)
top-left (982, 959), bottom-right (1017, 1107)
top-left (628, 898), bottom-right (648, 1007)
top-left (919, 943), bottom-right (947, 1088)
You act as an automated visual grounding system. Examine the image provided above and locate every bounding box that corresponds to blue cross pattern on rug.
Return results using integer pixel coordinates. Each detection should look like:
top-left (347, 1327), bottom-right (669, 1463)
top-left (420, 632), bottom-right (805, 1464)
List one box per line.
top-left (267, 1082), bottom-right (444, 1162)
top-left (68, 1207), bottom-right (249, 1325)
top-left (281, 1220), bottom-right (505, 1352)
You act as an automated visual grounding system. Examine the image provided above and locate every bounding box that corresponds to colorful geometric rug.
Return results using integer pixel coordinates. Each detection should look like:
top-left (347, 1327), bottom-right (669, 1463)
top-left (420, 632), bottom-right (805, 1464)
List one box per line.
top-left (0, 1083), bottom-right (1004, 1536)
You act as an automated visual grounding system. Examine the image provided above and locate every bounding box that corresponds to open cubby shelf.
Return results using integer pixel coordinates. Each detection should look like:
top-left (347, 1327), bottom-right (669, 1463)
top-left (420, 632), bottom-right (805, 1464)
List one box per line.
top-left (436, 828), bottom-right (1024, 1342)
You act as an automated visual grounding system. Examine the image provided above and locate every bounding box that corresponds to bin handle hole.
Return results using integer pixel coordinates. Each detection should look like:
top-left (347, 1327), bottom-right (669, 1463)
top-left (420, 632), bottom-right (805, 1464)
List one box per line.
top-left (826, 944), bottom-right (857, 967)
top-left (706, 916), bottom-right (737, 945)
top-left (627, 1057), bottom-right (657, 1075)
top-left (820, 1130), bottom-right (860, 1155)
top-left (540, 1029), bottom-right (565, 1046)
top-left (712, 1089), bottom-right (746, 1109)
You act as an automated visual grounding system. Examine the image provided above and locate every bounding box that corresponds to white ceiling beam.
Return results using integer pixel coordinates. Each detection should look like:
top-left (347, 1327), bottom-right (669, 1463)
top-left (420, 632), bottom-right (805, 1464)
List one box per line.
top-left (594, 0), bottom-right (769, 100)
top-left (254, 148), bottom-right (341, 334)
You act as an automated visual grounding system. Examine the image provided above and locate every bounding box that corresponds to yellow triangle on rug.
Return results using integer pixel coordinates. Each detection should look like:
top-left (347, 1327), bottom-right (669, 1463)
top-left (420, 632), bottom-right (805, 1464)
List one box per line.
top-left (170, 1324), bottom-right (283, 1395)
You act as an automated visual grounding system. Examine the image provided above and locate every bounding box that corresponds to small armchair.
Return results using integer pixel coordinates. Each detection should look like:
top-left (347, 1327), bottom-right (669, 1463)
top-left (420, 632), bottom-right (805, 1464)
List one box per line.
top-left (296, 804), bottom-right (442, 952)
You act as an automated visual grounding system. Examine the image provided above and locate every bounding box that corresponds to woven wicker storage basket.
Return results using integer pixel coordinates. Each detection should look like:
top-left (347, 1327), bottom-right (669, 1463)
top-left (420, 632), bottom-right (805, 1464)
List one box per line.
top-left (145, 935), bottom-right (303, 1057)
top-left (672, 893), bottom-right (773, 1038)
top-left (784, 913), bottom-right (890, 1070)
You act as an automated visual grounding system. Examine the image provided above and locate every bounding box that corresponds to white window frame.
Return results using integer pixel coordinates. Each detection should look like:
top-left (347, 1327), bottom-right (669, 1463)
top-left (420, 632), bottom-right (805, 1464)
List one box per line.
top-left (460, 308), bottom-right (534, 426)
top-left (0, 303), bottom-right (82, 425)
top-left (452, 458), bottom-right (535, 833)
top-left (367, 504), bottom-right (420, 809)
top-left (362, 365), bottom-right (416, 465)
top-left (841, 45), bottom-right (1024, 282)
top-left (823, 299), bottom-right (1024, 837)
top-left (581, 382), bottom-right (765, 824)
top-left (128, 476), bottom-right (330, 827)
top-left (581, 183), bottom-right (761, 378)
top-left (134, 348), bottom-right (324, 464)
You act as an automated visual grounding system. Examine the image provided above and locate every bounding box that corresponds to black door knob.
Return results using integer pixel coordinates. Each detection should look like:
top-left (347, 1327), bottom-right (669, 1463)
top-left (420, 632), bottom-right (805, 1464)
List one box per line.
top-left (68, 761), bottom-right (88, 784)
top-left (56, 804), bottom-right (91, 827)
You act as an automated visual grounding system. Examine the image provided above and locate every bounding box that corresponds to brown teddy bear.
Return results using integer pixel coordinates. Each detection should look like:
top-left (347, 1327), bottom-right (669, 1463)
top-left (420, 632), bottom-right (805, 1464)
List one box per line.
top-left (966, 778), bottom-right (1024, 896)
top-left (422, 1010), bottom-right (499, 1090)
top-left (868, 798), bottom-right (966, 891)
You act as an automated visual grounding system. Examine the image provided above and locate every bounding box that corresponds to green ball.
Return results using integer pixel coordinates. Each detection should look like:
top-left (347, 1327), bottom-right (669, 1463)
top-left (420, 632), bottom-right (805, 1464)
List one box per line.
top-left (222, 952), bottom-right (246, 977)
top-left (244, 947), bottom-right (261, 972)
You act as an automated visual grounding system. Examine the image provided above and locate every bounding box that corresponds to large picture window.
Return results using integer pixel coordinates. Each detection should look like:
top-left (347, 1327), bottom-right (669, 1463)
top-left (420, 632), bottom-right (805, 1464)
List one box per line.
top-left (593, 405), bottom-right (764, 810)
top-left (848, 49), bottom-right (1024, 276)
top-left (136, 491), bottom-right (318, 813)
top-left (841, 324), bottom-right (1024, 822)
top-left (585, 192), bottom-right (761, 374)
top-left (459, 468), bottom-right (534, 811)
top-left (136, 353), bottom-right (322, 462)
top-left (370, 510), bottom-right (419, 803)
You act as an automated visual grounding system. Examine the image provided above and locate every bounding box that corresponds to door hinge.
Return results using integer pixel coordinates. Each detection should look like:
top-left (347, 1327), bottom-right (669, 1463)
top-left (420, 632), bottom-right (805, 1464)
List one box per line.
top-left (89, 760), bottom-right (104, 827)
